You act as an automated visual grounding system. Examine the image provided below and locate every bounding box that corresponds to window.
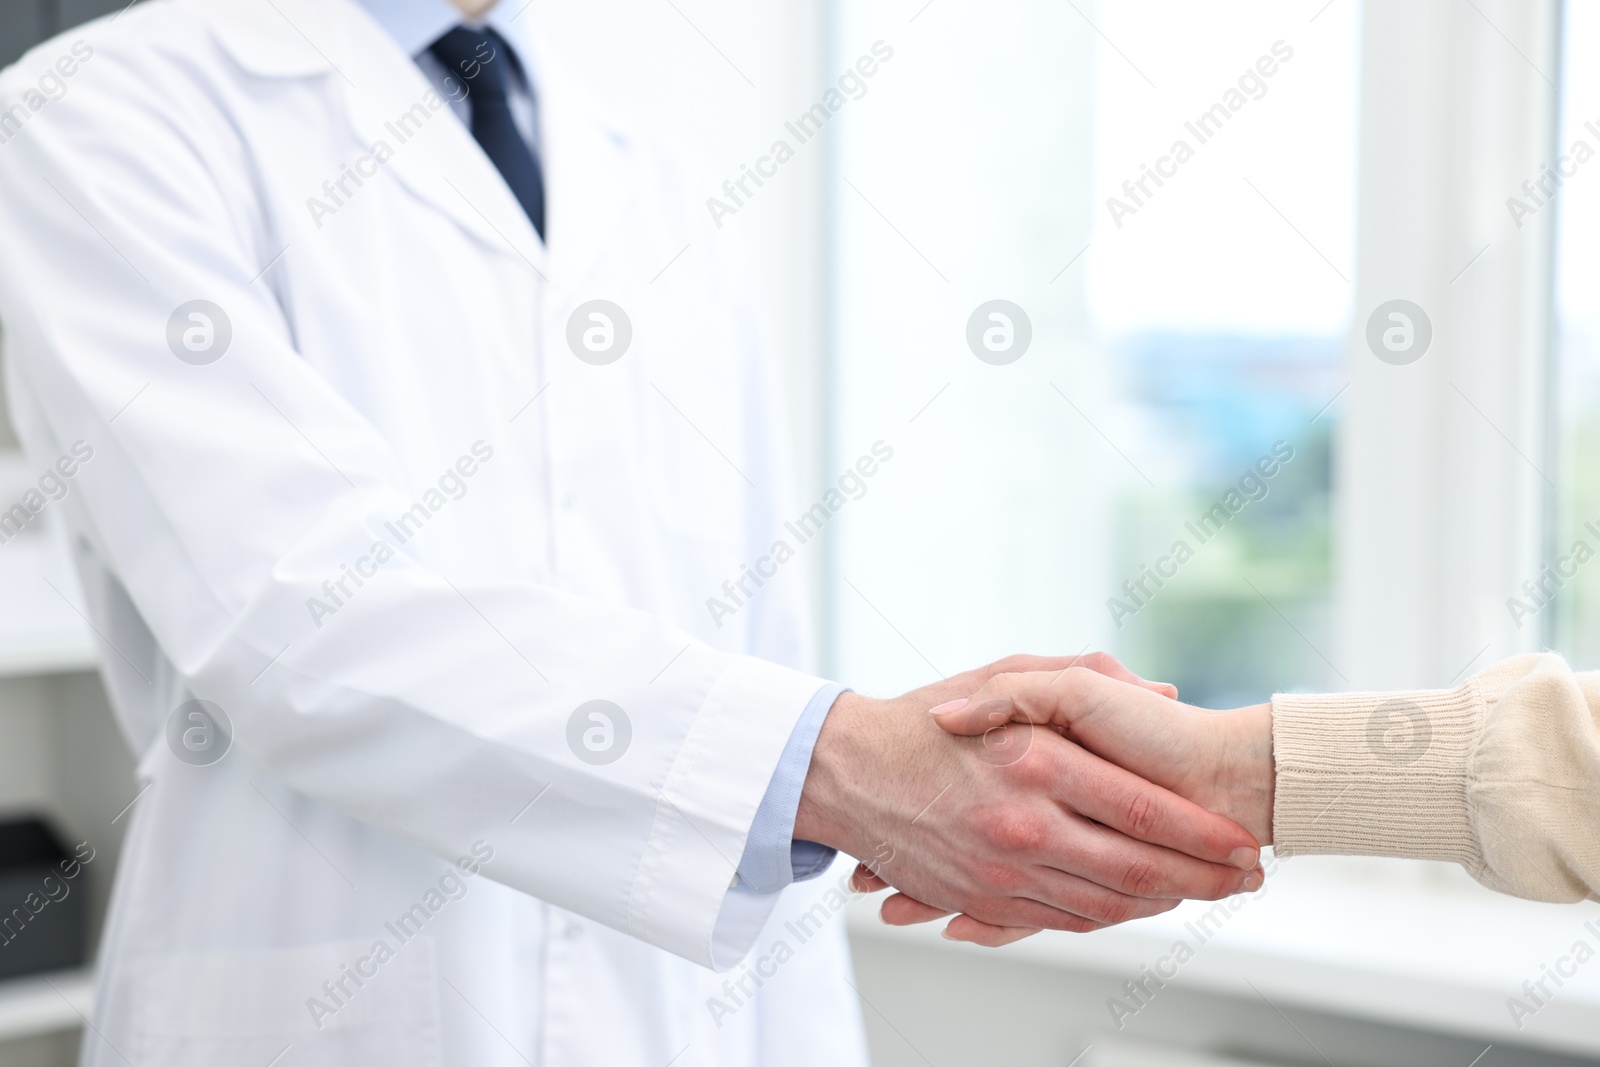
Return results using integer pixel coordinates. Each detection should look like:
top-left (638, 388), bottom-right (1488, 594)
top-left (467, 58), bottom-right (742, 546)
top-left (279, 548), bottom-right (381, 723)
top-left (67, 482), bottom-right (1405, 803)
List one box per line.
top-left (1553, 0), bottom-right (1600, 663)
top-left (826, 1), bottom-right (1358, 707)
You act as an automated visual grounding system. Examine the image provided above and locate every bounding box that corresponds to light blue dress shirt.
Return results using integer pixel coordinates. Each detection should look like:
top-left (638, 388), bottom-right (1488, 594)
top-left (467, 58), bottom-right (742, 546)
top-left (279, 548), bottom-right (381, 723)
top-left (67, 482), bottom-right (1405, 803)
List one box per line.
top-left (733, 683), bottom-right (844, 893)
top-left (356, 0), bottom-right (842, 897)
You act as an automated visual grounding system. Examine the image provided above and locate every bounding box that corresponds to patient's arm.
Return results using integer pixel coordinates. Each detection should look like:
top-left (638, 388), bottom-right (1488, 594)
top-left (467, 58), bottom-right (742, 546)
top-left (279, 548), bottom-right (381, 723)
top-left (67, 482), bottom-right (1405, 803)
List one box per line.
top-left (872, 654), bottom-right (1600, 944)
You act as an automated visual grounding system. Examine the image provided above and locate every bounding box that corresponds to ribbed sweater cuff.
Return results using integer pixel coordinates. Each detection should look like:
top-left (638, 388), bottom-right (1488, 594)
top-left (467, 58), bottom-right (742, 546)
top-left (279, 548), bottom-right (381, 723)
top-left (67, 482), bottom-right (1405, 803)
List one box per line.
top-left (1271, 683), bottom-right (1486, 868)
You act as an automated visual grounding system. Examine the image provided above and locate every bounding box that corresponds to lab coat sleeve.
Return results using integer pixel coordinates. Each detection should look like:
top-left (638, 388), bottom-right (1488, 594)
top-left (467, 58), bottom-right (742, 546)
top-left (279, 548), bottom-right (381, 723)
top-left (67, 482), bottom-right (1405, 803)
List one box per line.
top-left (0, 45), bottom-right (820, 970)
top-left (1273, 652), bottom-right (1600, 903)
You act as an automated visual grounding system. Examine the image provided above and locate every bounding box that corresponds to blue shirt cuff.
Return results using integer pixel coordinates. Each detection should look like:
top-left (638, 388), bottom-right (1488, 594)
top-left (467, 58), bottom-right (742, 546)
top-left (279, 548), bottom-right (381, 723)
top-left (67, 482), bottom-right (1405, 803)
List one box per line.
top-left (732, 682), bottom-right (845, 895)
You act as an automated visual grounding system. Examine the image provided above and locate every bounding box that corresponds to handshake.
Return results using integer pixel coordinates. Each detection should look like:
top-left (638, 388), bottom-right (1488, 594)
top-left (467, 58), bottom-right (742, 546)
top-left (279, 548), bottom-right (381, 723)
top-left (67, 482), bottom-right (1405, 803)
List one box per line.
top-left (793, 654), bottom-right (1277, 947)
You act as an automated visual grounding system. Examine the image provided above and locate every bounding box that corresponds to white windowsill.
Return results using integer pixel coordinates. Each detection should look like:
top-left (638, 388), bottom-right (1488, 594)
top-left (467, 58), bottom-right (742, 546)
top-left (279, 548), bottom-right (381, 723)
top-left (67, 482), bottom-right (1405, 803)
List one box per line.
top-left (846, 855), bottom-right (1600, 1058)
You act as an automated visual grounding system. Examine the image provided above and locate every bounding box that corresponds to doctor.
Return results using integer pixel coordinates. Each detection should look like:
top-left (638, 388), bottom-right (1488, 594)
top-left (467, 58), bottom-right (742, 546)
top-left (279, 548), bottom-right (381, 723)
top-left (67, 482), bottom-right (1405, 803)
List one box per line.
top-left (0, 1), bottom-right (1261, 1064)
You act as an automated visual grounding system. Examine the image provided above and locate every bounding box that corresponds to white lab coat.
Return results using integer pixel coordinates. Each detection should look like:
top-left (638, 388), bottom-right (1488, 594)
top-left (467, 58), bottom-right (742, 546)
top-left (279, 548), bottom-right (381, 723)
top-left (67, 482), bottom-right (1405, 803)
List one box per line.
top-left (0, 1), bottom-right (868, 1064)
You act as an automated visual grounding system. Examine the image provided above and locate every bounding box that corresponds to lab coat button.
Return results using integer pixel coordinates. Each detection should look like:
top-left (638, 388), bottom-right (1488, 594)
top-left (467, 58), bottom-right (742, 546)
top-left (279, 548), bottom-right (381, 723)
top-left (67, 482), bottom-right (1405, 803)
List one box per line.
top-left (565, 921), bottom-right (583, 939)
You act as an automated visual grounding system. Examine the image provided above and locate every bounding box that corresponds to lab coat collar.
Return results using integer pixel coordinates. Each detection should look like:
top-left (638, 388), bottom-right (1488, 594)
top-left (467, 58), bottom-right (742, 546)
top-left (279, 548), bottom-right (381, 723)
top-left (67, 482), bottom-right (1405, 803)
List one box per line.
top-left (191, 0), bottom-right (637, 301)
top-left (182, 0), bottom-right (336, 77)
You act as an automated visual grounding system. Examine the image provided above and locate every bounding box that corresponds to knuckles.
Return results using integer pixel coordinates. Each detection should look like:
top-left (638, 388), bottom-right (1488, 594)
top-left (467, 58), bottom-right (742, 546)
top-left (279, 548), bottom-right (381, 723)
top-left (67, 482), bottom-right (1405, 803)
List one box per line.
top-left (968, 858), bottom-right (1029, 894)
top-left (1081, 890), bottom-right (1141, 926)
top-left (1055, 913), bottom-right (1104, 934)
top-left (975, 806), bottom-right (1050, 856)
top-left (1037, 909), bottom-right (1103, 934)
top-left (1075, 650), bottom-right (1118, 676)
top-left (1198, 869), bottom-right (1251, 901)
top-left (1119, 788), bottom-right (1164, 841)
top-left (1117, 855), bottom-right (1163, 897)
top-left (1005, 736), bottom-right (1066, 790)
top-left (966, 895), bottom-right (1102, 934)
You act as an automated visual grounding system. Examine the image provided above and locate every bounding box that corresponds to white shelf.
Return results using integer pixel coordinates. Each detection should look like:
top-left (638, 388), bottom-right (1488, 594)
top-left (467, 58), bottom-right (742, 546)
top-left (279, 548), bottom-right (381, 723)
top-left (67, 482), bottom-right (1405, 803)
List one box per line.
top-left (847, 856), bottom-right (1600, 1058)
top-left (0, 968), bottom-right (93, 1043)
top-left (0, 618), bottom-right (98, 679)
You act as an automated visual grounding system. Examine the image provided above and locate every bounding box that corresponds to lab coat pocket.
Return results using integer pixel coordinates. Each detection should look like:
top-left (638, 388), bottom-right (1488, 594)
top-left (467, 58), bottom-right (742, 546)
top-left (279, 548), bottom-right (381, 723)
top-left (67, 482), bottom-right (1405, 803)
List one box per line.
top-left (129, 937), bottom-right (442, 1067)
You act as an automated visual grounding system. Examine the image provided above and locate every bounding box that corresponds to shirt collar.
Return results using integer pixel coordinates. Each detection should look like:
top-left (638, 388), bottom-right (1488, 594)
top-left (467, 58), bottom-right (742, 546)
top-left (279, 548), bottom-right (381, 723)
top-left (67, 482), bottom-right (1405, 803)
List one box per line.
top-left (355, 0), bottom-right (536, 76)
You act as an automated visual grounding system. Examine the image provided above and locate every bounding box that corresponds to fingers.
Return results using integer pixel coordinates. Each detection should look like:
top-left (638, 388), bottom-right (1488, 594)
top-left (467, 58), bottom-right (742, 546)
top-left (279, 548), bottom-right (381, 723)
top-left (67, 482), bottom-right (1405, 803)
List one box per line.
top-left (969, 652), bottom-right (1177, 700)
top-left (879, 863), bottom-right (1185, 929)
top-left (1026, 865), bottom-right (1189, 924)
top-left (852, 865), bottom-right (960, 927)
top-left (1146, 679), bottom-right (1181, 700)
top-left (931, 668), bottom-right (1260, 855)
top-left (857, 866), bottom-right (1030, 935)
top-left (936, 690), bottom-right (1259, 869)
top-left (938, 876), bottom-right (1183, 946)
top-left (955, 895), bottom-right (1110, 934)
top-left (1056, 742), bottom-right (1259, 869)
top-left (854, 854), bottom-right (1123, 937)
top-left (864, 857), bottom-right (1147, 934)
top-left (960, 736), bottom-right (1259, 899)
top-left (929, 670), bottom-right (1088, 738)
top-left (874, 886), bottom-right (1041, 948)
top-left (879, 892), bottom-right (953, 925)
top-left (868, 877), bottom-right (1109, 935)
top-left (929, 695), bottom-right (1037, 739)
top-left (943, 915), bottom-right (1042, 947)
top-left (930, 668), bottom-right (1100, 737)
top-left (849, 862), bottom-right (890, 893)
top-left (1049, 651), bottom-right (1176, 699)
top-left (1043, 806), bottom-right (1261, 902)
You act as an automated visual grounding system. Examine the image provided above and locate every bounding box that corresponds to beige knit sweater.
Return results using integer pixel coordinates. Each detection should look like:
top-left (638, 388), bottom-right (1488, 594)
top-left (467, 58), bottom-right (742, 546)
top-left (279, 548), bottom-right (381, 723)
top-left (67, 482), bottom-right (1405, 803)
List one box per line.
top-left (1272, 652), bottom-right (1600, 902)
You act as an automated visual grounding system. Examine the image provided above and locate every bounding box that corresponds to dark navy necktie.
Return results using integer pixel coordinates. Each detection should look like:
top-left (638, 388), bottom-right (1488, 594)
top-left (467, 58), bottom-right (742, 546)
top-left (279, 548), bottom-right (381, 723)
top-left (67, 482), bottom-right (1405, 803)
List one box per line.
top-left (429, 26), bottom-right (546, 240)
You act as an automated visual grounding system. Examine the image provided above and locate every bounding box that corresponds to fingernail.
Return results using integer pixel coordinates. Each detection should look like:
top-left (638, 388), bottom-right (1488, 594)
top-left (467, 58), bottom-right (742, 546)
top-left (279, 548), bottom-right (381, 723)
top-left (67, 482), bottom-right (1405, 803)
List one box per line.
top-left (928, 698), bottom-right (969, 716)
top-left (1228, 846), bottom-right (1260, 869)
top-left (1242, 870), bottom-right (1264, 892)
top-left (939, 925), bottom-right (958, 940)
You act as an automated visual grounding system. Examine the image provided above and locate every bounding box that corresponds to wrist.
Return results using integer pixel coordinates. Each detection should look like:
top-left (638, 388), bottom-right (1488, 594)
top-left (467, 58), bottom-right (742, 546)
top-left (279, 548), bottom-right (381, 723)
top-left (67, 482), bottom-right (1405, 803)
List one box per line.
top-left (1217, 702), bottom-right (1275, 845)
top-left (794, 691), bottom-right (876, 854)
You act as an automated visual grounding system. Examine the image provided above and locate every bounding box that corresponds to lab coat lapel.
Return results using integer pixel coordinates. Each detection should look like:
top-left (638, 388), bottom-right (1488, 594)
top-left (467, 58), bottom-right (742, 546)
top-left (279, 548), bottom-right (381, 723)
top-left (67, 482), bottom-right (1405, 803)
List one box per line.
top-left (196, 0), bottom-right (547, 274)
top-left (340, 16), bottom-right (548, 274)
top-left (520, 32), bottom-right (639, 308)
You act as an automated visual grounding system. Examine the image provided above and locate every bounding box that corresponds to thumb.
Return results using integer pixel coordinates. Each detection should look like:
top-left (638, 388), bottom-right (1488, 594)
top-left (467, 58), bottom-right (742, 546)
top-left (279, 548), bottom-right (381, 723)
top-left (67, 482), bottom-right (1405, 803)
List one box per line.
top-left (934, 669), bottom-right (1212, 804)
top-left (1057, 651), bottom-right (1178, 700)
top-left (928, 694), bottom-right (1038, 737)
top-left (1147, 679), bottom-right (1181, 700)
top-left (930, 668), bottom-right (1179, 756)
top-left (928, 668), bottom-right (1089, 736)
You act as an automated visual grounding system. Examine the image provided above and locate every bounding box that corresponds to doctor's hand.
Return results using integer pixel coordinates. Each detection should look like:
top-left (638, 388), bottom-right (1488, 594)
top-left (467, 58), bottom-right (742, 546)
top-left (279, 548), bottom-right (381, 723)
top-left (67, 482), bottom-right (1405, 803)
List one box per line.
top-left (793, 658), bottom-right (1265, 937)
top-left (856, 667), bottom-right (1275, 945)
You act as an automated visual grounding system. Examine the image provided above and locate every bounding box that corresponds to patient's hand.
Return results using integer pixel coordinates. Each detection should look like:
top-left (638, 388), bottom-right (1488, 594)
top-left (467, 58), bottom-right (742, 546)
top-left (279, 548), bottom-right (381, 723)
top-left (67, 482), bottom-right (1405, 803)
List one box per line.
top-left (851, 667), bottom-right (1274, 946)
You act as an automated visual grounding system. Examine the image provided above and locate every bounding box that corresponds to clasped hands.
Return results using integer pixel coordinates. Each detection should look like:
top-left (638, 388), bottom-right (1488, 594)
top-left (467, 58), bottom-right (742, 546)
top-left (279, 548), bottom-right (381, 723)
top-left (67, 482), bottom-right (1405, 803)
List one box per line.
top-left (793, 654), bottom-right (1276, 947)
